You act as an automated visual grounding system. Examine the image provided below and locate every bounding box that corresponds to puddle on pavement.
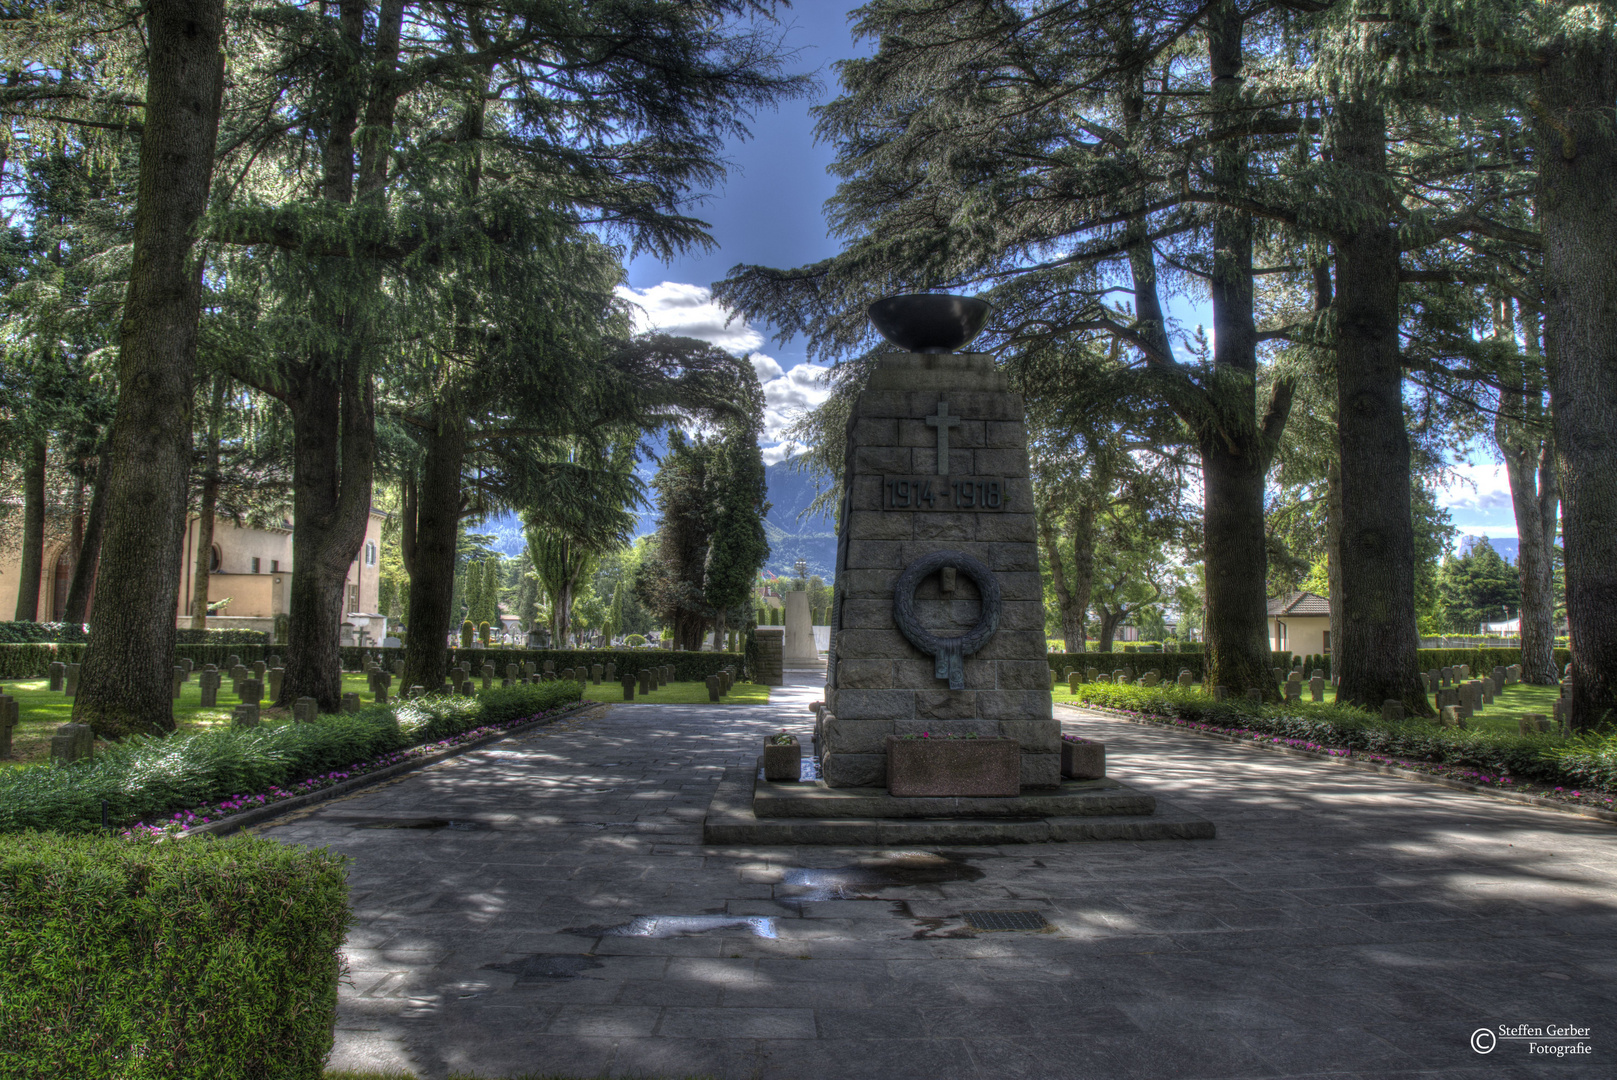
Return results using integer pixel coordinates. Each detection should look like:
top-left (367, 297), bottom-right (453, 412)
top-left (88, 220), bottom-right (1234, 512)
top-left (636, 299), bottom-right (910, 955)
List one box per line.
top-left (348, 817), bottom-right (490, 831)
top-left (562, 915), bottom-right (779, 939)
top-left (776, 851), bottom-right (985, 902)
top-left (482, 954), bottom-right (604, 981)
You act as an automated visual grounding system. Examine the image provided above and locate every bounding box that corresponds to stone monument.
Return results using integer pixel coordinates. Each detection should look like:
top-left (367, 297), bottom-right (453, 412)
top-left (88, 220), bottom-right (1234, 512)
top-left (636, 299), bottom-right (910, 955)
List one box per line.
top-left (783, 590), bottom-right (817, 663)
top-left (819, 302), bottom-right (1054, 789)
top-left (701, 295), bottom-right (1213, 845)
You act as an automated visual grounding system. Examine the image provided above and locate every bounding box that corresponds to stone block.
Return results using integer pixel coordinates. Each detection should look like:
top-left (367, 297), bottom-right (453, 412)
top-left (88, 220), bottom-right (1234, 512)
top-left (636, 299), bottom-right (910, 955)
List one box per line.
top-left (844, 539), bottom-right (904, 569)
top-left (997, 600), bottom-right (1047, 631)
top-left (232, 704), bottom-right (260, 728)
top-left (1309, 676), bottom-right (1325, 702)
top-left (899, 416), bottom-right (986, 448)
top-left (976, 689), bottom-right (1054, 721)
top-left (342, 692), bottom-right (361, 713)
top-left (605, 662), bottom-right (616, 682)
top-left (1018, 751), bottom-right (1061, 790)
top-left (885, 735), bottom-right (1020, 797)
top-left (910, 689), bottom-right (976, 720)
top-left (971, 448), bottom-right (1030, 475)
top-left (837, 658), bottom-right (896, 689)
top-left (48, 662), bottom-right (66, 692)
top-left (996, 659), bottom-right (1051, 690)
top-left (895, 716), bottom-right (997, 739)
top-left (847, 513), bottom-right (914, 541)
top-left (638, 670), bottom-right (651, 695)
top-left (50, 723), bottom-right (93, 764)
top-left (911, 514), bottom-right (975, 541)
top-left (172, 666), bottom-right (185, 699)
top-left (241, 679), bottom-right (263, 705)
top-left (1519, 713), bottom-right (1551, 735)
top-left (1061, 738), bottom-right (1105, 780)
top-left (836, 688), bottom-right (917, 721)
top-left (854, 445), bottom-right (913, 473)
top-left (998, 718), bottom-right (1061, 753)
top-left (763, 738), bottom-right (801, 781)
top-left (837, 628), bottom-right (915, 657)
top-left (63, 664), bottom-right (81, 697)
top-left (1438, 705), bottom-right (1465, 728)
top-left (293, 697), bottom-right (318, 723)
top-left (822, 752), bottom-right (886, 787)
top-left (983, 420), bottom-right (1024, 447)
top-left (851, 417), bottom-right (899, 445)
top-left (908, 446), bottom-right (974, 475)
top-left (825, 717), bottom-right (895, 754)
top-left (972, 514), bottom-right (1038, 544)
top-left (895, 658), bottom-right (991, 691)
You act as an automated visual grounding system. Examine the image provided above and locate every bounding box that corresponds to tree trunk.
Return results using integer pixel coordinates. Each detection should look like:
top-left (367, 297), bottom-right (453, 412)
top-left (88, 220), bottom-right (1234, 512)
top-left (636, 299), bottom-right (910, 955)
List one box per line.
top-left (1197, 1), bottom-right (1285, 700)
top-left (190, 374), bottom-right (227, 629)
top-left (1095, 605), bottom-right (1123, 654)
top-left (13, 437), bottom-right (46, 621)
top-left (1326, 457), bottom-right (1343, 668)
top-left (1331, 99), bottom-right (1428, 715)
top-left (1537, 43), bottom-right (1617, 729)
top-left (1039, 509), bottom-right (1090, 653)
top-left (280, 357), bottom-right (375, 710)
top-left (402, 414), bottom-right (466, 691)
top-left (73, 0), bottom-right (225, 738)
top-left (63, 449), bottom-right (111, 625)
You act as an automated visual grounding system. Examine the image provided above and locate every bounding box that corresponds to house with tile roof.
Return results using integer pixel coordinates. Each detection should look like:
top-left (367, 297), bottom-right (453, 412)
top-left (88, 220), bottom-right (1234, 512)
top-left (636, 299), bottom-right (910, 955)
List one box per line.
top-left (1267, 590), bottom-right (1331, 655)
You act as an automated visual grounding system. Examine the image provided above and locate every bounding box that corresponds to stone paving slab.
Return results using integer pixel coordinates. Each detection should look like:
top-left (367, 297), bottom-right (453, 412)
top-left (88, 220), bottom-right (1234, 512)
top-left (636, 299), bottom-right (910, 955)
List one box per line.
top-left (257, 679), bottom-right (1617, 1080)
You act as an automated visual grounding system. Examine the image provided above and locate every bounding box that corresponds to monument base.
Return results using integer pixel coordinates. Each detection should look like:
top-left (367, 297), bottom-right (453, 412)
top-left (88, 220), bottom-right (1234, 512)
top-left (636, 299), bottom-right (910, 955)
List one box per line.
top-left (699, 761), bottom-right (1215, 845)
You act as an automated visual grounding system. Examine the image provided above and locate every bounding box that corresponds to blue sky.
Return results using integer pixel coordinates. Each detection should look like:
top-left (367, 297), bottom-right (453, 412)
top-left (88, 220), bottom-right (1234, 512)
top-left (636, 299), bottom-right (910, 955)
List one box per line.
top-left (613, 3), bottom-right (1523, 551)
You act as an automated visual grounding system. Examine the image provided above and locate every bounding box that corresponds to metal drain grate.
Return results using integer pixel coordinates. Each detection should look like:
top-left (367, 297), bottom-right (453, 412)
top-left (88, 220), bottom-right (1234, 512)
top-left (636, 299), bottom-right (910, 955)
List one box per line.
top-left (962, 909), bottom-right (1050, 932)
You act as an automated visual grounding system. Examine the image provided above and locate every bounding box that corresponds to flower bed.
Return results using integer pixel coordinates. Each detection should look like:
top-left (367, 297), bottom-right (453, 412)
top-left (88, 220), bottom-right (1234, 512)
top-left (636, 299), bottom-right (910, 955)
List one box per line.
top-left (1069, 683), bottom-right (1615, 812)
top-left (0, 681), bottom-right (583, 835)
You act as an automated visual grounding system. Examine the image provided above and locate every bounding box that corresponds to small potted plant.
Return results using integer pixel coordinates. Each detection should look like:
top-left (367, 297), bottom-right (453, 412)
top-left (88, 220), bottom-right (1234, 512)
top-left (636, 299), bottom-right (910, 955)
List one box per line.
top-left (763, 730), bottom-right (801, 781)
top-left (1061, 734), bottom-right (1105, 780)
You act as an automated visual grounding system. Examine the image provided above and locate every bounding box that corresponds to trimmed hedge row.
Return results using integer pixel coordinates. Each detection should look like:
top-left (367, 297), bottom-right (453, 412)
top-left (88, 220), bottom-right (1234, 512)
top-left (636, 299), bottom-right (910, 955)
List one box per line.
top-left (1046, 646), bottom-right (1573, 683)
top-left (0, 642), bottom-right (271, 679)
top-left (338, 645), bottom-right (746, 682)
top-left (174, 627), bottom-right (270, 646)
top-left (0, 680), bottom-right (582, 834)
top-left (0, 621), bottom-right (87, 644)
top-left (1073, 682), bottom-right (1580, 788)
top-left (0, 832), bottom-right (350, 1079)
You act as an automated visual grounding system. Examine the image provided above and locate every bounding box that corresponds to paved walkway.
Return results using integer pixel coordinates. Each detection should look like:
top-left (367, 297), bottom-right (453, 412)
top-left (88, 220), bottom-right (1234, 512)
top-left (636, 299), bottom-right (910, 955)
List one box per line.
top-left (259, 677), bottom-right (1617, 1080)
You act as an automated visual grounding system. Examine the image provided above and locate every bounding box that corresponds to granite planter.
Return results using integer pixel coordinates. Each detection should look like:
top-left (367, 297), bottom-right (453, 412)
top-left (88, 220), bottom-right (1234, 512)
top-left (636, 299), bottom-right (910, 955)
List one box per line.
top-left (885, 735), bottom-right (1020, 797)
top-left (763, 737), bottom-right (802, 782)
top-left (1061, 737), bottom-right (1105, 780)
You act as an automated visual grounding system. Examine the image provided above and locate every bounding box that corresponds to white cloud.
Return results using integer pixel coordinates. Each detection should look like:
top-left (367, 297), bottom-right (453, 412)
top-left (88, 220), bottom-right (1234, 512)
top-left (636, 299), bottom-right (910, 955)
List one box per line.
top-left (762, 442), bottom-right (800, 466)
top-left (750, 354), bottom-right (785, 382)
top-left (615, 281), bottom-right (764, 353)
top-left (760, 362), bottom-right (832, 443)
top-left (1434, 460), bottom-right (1514, 514)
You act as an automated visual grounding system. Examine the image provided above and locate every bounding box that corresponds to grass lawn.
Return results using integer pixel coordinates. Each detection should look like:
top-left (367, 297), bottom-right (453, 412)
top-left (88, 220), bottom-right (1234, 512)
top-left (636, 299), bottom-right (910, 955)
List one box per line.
top-left (580, 680), bottom-right (769, 705)
top-left (1051, 678), bottom-right (1563, 735)
top-left (0, 672), bottom-right (378, 767)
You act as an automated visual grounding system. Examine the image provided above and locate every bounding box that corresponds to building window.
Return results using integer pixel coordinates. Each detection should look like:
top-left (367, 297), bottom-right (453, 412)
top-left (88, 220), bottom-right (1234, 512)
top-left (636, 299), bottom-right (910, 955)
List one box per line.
top-left (271, 559), bottom-right (279, 573)
top-left (251, 557), bottom-right (261, 574)
top-left (365, 541), bottom-right (377, 567)
top-left (1276, 621), bottom-right (1287, 648)
top-left (1322, 629), bottom-right (1331, 653)
top-left (348, 583), bottom-right (359, 614)
top-left (209, 545), bottom-right (221, 573)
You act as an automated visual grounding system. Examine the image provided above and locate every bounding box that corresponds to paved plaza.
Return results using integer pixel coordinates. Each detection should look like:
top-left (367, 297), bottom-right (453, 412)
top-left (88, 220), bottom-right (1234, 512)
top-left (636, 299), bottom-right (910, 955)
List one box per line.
top-left (261, 675), bottom-right (1617, 1079)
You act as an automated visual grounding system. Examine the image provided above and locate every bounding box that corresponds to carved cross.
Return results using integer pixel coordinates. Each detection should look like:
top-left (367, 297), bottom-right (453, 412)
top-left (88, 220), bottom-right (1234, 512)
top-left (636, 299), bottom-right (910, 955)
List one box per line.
top-left (925, 399), bottom-right (962, 476)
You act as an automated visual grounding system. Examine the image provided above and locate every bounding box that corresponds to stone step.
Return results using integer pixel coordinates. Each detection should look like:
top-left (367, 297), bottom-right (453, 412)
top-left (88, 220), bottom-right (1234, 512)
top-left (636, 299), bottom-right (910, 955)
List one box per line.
top-left (701, 766), bottom-right (1215, 845)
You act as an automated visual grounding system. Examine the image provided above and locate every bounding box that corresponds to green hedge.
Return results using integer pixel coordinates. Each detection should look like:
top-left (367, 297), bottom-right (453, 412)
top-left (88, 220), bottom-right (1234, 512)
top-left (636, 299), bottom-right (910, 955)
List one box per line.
top-left (0, 642), bottom-right (271, 680)
top-left (338, 645), bottom-right (745, 682)
top-left (1046, 651), bottom-right (1295, 681)
top-left (0, 831), bottom-right (349, 1079)
top-left (0, 622), bottom-right (87, 644)
top-left (1074, 682), bottom-right (1581, 788)
top-left (1046, 646), bottom-right (1573, 683)
top-left (0, 680), bottom-right (582, 834)
top-left (174, 627), bottom-right (270, 646)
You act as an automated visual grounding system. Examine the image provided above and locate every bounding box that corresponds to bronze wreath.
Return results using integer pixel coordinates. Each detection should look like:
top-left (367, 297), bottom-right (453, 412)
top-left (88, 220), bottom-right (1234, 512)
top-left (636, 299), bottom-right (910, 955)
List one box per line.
top-left (892, 549), bottom-right (1001, 690)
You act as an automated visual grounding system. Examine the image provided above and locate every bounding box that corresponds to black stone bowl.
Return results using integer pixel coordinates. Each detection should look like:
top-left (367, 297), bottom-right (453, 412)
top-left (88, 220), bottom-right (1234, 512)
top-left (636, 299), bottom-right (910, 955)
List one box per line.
top-left (867, 294), bottom-right (992, 354)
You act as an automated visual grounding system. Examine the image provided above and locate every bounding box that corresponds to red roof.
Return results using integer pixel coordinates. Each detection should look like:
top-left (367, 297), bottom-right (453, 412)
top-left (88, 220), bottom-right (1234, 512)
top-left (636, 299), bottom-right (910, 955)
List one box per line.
top-left (1267, 591), bottom-right (1331, 617)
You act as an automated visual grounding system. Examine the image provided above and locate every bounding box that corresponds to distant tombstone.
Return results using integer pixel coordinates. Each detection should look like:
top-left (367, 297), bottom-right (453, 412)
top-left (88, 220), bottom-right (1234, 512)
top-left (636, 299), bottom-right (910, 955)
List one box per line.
top-left (638, 669), bottom-right (651, 695)
top-left (460, 679), bottom-right (474, 696)
top-left (1554, 698), bottom-right (1570, 734)
top-left (1094, 672), bottom-right (1110, 684)
top-left (383, 636), bottom-right (401, 648)
top-left (293, 697), bottom-right (318, 723)
top-left (1050, 669), bottom-right (1059, 691)
top-left (48, 661), bottom-right (66, 692)
top-left (1068, 673), bottom-right (1080, 694)
top-left (1439, 666), bottom-right (1452, 685)
top-left (1287, 670), bottom-right (1303, 684)
top-left (705, 675), bottom-right (722, 702)
top-left (591, 664), bottom-right (603, 685)
top-left (1309, 676), bottom-right (1325, 703)
top-left (1480, 678), bottom-right (1495, 706)
top-left (226, 654), bottom-right (241, 671)
top-left (1177, 671), bottom-right (1193, 689)
top-left (232, 704), bottom-right (260, 728)
top-left (1381, 700), bottom-right (1405, 722)
top-left (506, 663), bottom-right (519, 681)
top-left (1436, 686), bottom-right (1459, 711)
top-left (1519, 713), bottom-right (1551, 735)
top-left (1085, 666), bottom-right (1098, 682)
top-left (1420, 673), bottom-right (1432, 693)
top-left (375, 683), bottom-right (389, 704)
top-left (1140, 672), bottom-right (1159, 687)
top-left (605, 662), bottom-right (616, 683)
top-left (1112, 669), bottom-right (1127, 685)
top-left (64, 664), bottom-right (81, 698)
top-left (0, 695), bottom-right (18, 758)
top-left (720, 670), bottom-right (733, 694)
top-left (341, 692), bottom-right (361, 713)
top-left (172, 666), bottom-right (186, 700)
top-left (241, 679), bottom-right (263, 706)
top-left (621, 673), bottom-right (635, 701)
top-left (558, 667), bottom-right (572, 682)
top-left (268, 668), bottom-right (285, 700)
top-left (1438, 705), bottom-right (1464, 728)
top-left (253, 660), bottom-right (267, 678)
top-left (482, 664), bottom-right (495, 690)
top-left (1458, 664), bottom-right (1471, 679)
top-left (543, 660), bottom-right (555, 674)
top-left (393, 659), bottom-right (406, 679)
top-left (1492, 665), bottom-right (1507, 689)
top-left (199, 674), bottom-right (219, 708)
top-left (267, 654), bottom-right (283, 668)
top-left (1310, 669), bottom-right (1323, 681)
top-left (50, 723), bottom-right (94, 764)
top-left (1121, 667), bottom-right (1134, 683)
top-left (1284, 681), bottom-right (1301, 701)
top-left (181, 657), bottom-right (195, 675)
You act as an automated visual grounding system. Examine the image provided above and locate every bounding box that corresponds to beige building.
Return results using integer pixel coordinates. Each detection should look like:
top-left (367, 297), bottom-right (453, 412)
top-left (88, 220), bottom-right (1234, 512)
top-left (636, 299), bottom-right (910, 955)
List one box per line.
top-left (2, 510), bottom-right (387, 642)
top-left (1268, 591), bottom-right (1332, 655)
